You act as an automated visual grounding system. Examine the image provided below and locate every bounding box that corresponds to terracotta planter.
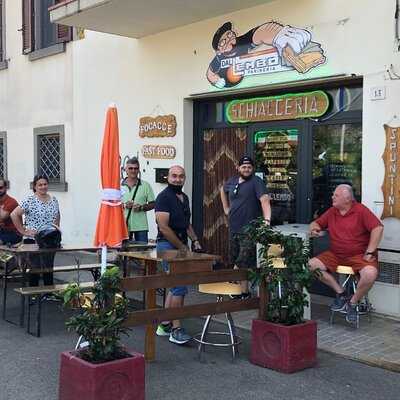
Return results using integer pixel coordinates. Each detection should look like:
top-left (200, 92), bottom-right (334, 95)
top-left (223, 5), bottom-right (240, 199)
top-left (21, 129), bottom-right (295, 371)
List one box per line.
top-left (59, 350), bottom-right (145, 400)
top-left (250, 319), bottom-right (317, 373)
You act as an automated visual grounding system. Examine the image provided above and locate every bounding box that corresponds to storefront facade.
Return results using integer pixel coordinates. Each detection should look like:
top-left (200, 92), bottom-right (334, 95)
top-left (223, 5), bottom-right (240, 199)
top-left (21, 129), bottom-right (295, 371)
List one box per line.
top-left (22, 0), bottom-right (400, 317)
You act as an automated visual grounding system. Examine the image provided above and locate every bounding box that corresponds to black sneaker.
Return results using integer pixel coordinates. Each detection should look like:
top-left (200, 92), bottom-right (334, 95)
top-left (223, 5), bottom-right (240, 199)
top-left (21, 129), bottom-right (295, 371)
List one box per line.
top-left (330, 293), bottom-right (347, 311)
top-left (169, 327), bottom-right (191, 345)
top-left (43, 293), bottom-right (62, 302)
top-left (229, 292), bottom-right (251, 300)
top-left (346, 303), bottom-right (359, 325)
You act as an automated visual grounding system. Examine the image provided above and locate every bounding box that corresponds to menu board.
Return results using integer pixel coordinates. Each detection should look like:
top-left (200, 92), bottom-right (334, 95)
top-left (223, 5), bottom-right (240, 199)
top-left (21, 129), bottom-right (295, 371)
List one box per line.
top-left (255, 129), bottom-right (298, 224)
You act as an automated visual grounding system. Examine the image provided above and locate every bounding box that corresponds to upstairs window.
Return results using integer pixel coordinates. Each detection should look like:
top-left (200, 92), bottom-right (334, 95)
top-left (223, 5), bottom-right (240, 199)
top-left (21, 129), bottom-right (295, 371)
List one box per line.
top-left (0, 0), bottom-right (6, 67)
top-left (34, 125), bottom-right (67, 191)
top-left (22, 0), bottom-right (71, 57)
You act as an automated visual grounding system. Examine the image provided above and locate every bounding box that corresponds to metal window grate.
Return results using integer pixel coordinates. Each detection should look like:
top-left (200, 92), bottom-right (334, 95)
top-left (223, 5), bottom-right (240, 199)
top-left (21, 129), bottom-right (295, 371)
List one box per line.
top-left (38, 134), bottom-right (60, 182)
top-left (377, 261), bottom-right (400, 285)
top-left (0, 138), bottom-right (4, 178)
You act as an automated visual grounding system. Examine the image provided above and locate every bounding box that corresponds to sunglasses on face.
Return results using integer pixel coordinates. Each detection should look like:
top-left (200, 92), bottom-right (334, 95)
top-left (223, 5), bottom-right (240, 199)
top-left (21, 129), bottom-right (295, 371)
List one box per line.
top-left (127, 167), bottom-right (139, 170)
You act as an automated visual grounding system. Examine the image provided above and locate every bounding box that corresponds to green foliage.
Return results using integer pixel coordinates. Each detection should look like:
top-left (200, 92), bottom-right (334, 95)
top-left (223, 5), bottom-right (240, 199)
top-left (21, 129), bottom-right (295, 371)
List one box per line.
top-left (245, 219), bottom-right (319, 325)
top-left (63, 266), bottom-right (130, 363)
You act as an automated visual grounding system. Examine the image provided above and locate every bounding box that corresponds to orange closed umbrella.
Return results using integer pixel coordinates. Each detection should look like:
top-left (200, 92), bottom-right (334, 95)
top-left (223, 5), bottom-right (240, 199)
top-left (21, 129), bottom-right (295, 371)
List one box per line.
top-left (94, 104), bottom-right (128, 273)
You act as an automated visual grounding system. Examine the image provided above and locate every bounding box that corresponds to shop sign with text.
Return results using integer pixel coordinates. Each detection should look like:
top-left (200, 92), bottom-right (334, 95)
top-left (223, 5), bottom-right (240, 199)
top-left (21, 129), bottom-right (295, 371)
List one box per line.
top-left (226, 91), bottom-right (329, 123)
top-left (382, 125), bottom-right (400, 219)
top-left (142, 145), bottom-right (176, 159)
top-left (207, 21), bottom-right (326, 89)
top-left (139, 115), bottom-right (176, 138)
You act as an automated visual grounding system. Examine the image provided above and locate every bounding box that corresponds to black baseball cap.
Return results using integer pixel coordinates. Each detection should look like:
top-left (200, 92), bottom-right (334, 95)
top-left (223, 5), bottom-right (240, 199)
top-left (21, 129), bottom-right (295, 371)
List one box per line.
top-left (212, 22), bottom-right (233, 50)
top-left (238, 156), bottom-right (254, 167)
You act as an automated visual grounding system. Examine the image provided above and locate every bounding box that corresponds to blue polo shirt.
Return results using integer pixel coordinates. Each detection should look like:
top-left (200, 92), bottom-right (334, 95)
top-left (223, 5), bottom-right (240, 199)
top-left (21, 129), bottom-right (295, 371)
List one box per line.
top-left (155, 186), bottom-right (191, 243)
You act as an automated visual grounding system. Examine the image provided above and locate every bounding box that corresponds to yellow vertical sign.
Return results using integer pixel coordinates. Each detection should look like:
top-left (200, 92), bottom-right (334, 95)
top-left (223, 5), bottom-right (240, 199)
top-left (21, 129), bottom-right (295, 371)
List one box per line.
top-left (382, 125), bottom-right (400, 219)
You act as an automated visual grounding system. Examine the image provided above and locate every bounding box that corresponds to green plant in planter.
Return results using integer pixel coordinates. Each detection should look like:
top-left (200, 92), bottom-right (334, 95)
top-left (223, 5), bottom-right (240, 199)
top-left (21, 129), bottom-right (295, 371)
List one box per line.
top-left (245, 219), bottom-right (319, 325)
top-left (63, 266), bottom-right (130, 363)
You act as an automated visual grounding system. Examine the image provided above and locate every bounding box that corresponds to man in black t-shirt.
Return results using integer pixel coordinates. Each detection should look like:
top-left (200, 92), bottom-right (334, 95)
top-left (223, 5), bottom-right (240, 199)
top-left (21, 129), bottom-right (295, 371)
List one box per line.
top-left (220, 156), bottom-right (271, 297)
top-left (155, 165), bottom-right (202, 345)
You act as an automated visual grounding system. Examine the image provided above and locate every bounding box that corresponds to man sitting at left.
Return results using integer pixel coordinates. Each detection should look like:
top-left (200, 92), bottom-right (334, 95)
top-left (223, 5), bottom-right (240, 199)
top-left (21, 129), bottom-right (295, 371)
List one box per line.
top-left (0, 179), bottom-right (22, 245)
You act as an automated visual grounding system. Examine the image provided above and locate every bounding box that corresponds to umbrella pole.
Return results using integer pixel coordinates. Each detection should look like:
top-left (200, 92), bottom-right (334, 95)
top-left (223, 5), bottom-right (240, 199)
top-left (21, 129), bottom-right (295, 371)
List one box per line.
top-left (101, 245), bottom-right (107, 274)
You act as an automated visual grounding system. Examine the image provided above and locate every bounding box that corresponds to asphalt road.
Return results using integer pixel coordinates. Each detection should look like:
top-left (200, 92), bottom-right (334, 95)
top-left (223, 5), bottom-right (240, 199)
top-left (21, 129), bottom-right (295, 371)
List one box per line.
top-left (0, 287), bottom-right (399, 400)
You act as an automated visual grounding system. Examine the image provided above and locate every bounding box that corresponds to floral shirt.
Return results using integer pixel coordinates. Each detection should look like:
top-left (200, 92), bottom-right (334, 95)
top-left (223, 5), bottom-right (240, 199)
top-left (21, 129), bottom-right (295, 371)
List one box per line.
top-left (20, 194), bottom-right (60, 231)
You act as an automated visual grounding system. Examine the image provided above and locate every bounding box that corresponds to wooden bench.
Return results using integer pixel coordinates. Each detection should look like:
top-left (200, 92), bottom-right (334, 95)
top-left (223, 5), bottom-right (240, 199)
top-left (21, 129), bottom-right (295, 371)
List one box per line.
top-left (27, 263), bottom-right (101, 280)
top-left (14, 281), bottom-right (94, 337)
top-left (2, 262), bottom-right (100, 322)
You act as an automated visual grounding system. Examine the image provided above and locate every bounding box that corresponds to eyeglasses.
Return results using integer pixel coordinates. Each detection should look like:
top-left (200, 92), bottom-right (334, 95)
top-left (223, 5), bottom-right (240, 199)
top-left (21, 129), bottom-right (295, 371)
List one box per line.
top-left (127, 167), bottom-right (139, 170)
top-left (233, 183), bottom-right (240, 196)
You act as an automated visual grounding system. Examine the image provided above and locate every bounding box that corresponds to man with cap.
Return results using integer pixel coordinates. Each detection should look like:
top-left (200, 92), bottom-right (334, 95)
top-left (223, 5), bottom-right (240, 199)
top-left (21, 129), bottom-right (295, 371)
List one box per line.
top-left (207, 21), bottom-right (313, 88)
top-left (220, 156), bottom-right (271, 297)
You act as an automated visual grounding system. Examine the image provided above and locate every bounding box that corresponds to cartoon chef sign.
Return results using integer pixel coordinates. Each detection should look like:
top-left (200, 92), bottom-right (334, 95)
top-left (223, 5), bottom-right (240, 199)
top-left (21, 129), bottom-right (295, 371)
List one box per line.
top-left (207, 21), bottom-right (326, 88)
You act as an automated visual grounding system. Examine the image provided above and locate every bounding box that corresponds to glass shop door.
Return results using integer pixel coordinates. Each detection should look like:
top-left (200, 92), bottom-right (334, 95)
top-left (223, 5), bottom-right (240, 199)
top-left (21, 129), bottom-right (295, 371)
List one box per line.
top-left (250, 121), bottom-right (310, 226)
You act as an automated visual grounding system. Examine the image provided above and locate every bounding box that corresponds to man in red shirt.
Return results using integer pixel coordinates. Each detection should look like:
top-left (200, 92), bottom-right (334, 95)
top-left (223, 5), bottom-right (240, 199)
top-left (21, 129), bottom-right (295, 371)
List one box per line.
top-left (308, 184), bottom-right (383, 324)
top-left (0, 179), bottom-right (22, 245)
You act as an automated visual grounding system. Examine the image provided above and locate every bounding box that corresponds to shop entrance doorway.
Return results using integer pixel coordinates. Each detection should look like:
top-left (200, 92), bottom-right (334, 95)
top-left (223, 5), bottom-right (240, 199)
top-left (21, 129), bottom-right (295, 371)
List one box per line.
top-left (192, 81), bottom-right (363, 295)
top-left (202, 127), bottom-right (247, 265)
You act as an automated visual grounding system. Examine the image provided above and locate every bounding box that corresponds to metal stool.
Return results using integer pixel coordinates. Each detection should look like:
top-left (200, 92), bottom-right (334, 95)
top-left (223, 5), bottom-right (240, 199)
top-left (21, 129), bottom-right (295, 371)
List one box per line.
top-left (330, 265), bottom-right (373, 328)
top-left (267, 244), bottom-right (287, 299)
top-left (194, 282), bottom-right (242, 361)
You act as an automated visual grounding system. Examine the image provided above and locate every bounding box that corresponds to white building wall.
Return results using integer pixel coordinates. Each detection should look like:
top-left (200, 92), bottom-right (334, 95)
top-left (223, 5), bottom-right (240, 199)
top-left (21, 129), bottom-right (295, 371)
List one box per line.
top-left (1, 1), bottom-right (400, 315)
top-left (0, 1), bottom-right (74, 239)
top-left (68, 0), bottom-right (400, 241)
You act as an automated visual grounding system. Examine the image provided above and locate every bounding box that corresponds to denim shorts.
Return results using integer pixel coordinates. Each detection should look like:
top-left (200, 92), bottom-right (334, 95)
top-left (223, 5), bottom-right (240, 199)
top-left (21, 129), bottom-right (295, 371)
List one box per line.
top-left (157, 239), bottom-right (188, 296)
top-left (129, 230), bottom-right (148, 242)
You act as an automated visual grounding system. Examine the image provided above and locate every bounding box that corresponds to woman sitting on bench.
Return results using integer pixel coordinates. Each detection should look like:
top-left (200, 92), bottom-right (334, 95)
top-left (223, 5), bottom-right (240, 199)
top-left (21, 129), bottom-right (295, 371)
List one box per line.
top-left (11, 175), bottom-right (61, 286)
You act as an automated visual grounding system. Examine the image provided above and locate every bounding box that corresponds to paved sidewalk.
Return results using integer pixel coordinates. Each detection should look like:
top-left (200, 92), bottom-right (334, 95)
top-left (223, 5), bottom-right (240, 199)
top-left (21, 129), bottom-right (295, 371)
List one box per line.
top-left (1, 290), bottom-right (400, 400)
top-left (1, 252), bottom-right (399, 400)
top-left (188, 288), bottom-right (400, 372)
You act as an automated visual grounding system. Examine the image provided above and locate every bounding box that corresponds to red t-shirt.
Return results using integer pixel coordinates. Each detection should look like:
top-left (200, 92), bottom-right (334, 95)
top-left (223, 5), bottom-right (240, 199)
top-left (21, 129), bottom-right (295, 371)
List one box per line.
top-left (0, 194), bottom-right (19, 232)
top-left (315, 202), bottom-right (382, 258)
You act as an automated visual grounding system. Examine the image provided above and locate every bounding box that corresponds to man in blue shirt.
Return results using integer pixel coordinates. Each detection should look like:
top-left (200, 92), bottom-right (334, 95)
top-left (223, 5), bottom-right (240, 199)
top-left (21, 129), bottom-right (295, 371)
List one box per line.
top-left (220, 156), bottom-right (271, 297)
top-left (155, 165), bottom-right (202, 345)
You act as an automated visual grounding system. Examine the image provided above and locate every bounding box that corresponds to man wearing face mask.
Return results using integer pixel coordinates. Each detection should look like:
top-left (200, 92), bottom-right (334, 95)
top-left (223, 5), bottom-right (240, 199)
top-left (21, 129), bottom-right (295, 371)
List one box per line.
top-left (155, 165), bottom-right (202, 345)
top-left (220, 156), bottom-right (271, 298)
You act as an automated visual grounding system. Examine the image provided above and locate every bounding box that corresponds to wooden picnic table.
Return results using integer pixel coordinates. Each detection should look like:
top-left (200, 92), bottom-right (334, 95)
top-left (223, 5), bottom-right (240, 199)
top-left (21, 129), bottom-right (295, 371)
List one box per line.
top-left (0, 241), bottom-right (155, 324)
top-left (118, 249), bottom-right (220, 361)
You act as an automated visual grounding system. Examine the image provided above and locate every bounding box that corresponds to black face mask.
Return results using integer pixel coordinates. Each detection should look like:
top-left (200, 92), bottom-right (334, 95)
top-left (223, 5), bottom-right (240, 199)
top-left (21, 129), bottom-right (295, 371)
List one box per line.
top-left (168, 183), bottom-right (183, 194)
